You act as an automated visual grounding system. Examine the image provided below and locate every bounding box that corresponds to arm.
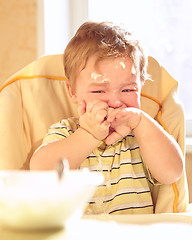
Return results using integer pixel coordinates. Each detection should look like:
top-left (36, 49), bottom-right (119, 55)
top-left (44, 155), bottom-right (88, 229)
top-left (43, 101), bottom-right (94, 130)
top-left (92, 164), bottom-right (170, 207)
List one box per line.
top-left (30, 127), bottom-right (100, 170)
top-left (106, 108), bottom-right (183, 184)
top-left (30, 101), bottom-right (109, 170)
top-left (133, 110), bottom-right (183, 184)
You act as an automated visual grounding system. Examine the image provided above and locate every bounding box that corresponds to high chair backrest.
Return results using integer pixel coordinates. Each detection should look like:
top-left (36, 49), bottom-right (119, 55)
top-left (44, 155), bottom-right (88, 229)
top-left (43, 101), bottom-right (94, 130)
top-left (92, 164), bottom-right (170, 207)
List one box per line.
top-left (0, 54), bottom-right (188, 213)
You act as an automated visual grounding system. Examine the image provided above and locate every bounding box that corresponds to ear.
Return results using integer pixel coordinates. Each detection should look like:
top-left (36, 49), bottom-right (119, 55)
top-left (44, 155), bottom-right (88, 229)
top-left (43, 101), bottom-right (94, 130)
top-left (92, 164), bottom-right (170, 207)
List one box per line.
top-left (65, 81), bottom-right (77, 104)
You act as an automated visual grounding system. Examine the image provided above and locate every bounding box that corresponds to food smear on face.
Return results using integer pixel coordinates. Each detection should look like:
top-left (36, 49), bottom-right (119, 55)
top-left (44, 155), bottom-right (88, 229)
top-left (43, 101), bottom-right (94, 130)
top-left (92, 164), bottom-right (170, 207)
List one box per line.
top-left (131, 65), bottom-right (136, 75)
top-left (120, 61), bottom-right (126, 69)
top-left (115, 61), bottom-right (126, 70)
top-left (91, 72), bottom-right (109, 83)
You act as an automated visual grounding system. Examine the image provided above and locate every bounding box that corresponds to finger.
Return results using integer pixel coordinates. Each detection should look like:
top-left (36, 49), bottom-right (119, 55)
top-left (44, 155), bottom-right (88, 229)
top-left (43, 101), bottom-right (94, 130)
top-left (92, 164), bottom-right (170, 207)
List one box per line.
top-left (91, 101), bottom-right (108, 115)
top-left (101, 120), bottom-right (110, 131)
top-left (115, 108), bottom-right (128, 119)
top-left (100, 120), bottom-right (110, 137)
top-left (78, 101), bottom-right (86, 116)
top-left (107, 108), bottom-right (120, 122)
top-left (86, 100), bottom-right (107, 113)
top-left (95, 109), bottom-right (108, 123)
top-left (105, 131), bottom-right (122, 145)
top-left (86, 101), bottom-right (97, 113)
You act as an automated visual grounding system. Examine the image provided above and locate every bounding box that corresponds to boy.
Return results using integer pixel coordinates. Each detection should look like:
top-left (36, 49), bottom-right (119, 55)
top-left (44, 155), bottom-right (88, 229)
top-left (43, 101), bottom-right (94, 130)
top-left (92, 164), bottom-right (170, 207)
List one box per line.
top-left (30, 21), bottom-right (183, 214)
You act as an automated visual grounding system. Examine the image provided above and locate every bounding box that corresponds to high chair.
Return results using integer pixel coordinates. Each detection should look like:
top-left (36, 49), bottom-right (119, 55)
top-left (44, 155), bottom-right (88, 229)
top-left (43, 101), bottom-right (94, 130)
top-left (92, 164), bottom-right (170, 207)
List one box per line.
top-left (0, 54), bottom-right (189, 213)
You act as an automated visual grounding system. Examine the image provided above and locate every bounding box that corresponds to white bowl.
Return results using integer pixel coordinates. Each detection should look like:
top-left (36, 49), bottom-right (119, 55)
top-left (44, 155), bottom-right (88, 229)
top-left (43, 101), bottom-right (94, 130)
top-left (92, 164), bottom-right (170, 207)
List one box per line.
top-left (0, 170), bottom-right (103, 230)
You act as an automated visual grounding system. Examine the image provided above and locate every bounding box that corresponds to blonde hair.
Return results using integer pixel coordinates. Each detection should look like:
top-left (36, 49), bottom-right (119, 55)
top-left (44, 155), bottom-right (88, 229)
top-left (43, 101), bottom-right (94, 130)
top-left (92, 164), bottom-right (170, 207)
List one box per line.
top-left (64, 21), bottom-right (149, 89)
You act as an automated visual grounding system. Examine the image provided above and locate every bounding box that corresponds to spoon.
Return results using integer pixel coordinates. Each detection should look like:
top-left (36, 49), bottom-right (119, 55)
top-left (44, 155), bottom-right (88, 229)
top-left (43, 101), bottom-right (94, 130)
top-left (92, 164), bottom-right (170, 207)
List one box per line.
top-left (56, 158), bottom-right (69, 180)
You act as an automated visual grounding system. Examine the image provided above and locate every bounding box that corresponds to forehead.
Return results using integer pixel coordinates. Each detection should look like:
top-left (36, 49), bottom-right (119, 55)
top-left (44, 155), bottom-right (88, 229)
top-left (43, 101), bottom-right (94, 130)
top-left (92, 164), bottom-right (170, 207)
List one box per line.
top-left (74, 54), bottom-right (141, 91)
top-left (97, 56), bottom-right (134, 74)
top-left (80, 54), bottom-right (136, 78)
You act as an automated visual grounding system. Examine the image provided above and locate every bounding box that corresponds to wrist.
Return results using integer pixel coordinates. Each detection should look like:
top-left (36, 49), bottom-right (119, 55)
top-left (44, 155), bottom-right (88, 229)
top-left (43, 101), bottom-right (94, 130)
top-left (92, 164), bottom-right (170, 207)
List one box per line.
top-left (79, 126), bottom-right (101, 142)
top-left (132, 115), bottom-right (142, 132)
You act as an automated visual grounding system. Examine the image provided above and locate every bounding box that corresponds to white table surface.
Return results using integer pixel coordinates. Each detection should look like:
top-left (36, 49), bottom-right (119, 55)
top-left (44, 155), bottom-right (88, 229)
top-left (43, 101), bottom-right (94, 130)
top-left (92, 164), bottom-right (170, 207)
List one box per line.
top-left (1, 213), bottom-right (192, 240)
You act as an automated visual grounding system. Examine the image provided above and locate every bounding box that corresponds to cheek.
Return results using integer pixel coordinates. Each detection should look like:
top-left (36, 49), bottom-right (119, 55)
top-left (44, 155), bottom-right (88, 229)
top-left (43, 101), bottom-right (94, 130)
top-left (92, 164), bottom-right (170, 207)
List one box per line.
top-left (134, 92), bottom-right (141, 108)
top-left (86, 94), bottom-right (106, 103)
top-left (124, 92), bottom-right (141, 109)
top-left (76, 94), bottom-right (104, 107)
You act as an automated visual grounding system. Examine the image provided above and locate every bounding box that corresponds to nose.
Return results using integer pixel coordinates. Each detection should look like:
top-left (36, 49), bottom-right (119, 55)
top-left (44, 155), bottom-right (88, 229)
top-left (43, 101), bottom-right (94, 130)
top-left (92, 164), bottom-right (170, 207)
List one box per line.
top-left (107, 92), bottom-right (123, 108)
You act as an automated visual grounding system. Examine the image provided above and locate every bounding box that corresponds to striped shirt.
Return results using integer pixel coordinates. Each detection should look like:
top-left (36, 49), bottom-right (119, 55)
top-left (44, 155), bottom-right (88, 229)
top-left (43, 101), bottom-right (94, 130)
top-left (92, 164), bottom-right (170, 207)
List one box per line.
top-left (42, 117), bottom-right (154, 214)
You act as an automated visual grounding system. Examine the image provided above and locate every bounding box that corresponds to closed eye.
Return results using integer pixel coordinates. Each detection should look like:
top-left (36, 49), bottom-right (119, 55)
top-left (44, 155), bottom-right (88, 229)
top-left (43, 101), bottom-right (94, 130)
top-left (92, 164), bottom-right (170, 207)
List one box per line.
top-left (122, 89), bottom-right (135, 92)
top-left (91, 90), bottom-right (105, 93)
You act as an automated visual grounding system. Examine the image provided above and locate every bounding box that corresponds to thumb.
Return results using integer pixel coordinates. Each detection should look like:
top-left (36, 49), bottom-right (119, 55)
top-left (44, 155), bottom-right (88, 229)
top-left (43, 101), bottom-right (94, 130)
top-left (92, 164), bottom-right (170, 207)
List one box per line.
top-left (105, 131), bottom-right (122, 145)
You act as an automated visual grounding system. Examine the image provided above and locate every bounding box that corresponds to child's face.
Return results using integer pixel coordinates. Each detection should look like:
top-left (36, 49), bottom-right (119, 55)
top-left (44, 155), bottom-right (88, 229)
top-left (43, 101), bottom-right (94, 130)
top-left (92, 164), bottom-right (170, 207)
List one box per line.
top-left (68, 54), bottom-right (141, 109)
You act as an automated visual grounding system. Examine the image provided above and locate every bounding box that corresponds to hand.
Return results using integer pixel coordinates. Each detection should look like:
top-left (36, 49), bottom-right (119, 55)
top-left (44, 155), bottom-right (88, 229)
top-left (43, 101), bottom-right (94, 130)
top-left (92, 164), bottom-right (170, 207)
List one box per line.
top-left (105, 107), bottom-right (141, 145)
top-left (78, 100), bottom-right (110, 141)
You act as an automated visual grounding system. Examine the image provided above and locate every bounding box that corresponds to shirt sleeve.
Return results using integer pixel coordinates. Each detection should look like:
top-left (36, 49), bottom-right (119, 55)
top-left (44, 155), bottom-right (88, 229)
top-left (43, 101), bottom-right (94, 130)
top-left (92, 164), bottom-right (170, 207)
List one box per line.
top-left (42, 117), bottom-right (79, 146)
top-left (143, 160), bottom-right (161, 186)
